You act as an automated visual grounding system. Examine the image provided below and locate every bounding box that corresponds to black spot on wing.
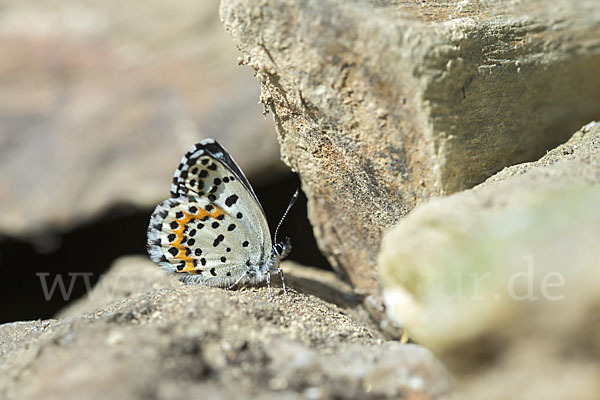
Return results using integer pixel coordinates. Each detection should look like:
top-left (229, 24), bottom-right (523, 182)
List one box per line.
top-left (225, 194), bottom-right (239, 207)
top-left (213, 234), bottom-right (225, 247)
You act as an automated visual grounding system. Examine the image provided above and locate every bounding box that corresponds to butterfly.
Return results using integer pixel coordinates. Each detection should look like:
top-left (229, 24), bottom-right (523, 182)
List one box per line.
top-left (146, 138), bottom-right (296, 296)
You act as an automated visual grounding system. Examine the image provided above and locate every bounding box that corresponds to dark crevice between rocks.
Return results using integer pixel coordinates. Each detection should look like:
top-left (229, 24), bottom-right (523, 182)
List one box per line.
top-left (0, 172), bottom-right (332, 324)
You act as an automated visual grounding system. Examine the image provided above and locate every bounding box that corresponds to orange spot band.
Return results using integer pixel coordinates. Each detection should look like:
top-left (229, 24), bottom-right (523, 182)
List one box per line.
top-left (172, 206), bottom-right (227, 272)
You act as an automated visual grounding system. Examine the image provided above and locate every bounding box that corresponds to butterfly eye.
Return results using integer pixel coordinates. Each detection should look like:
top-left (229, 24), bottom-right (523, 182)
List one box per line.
top-left (273, 242), bottom-right (286, 256)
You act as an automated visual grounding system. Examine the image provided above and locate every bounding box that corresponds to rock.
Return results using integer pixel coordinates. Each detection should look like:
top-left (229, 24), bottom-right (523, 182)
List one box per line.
top-left (378, 121), bottom-right (600, 399)
top-left (220, 0), bottom-right (600, 290)
top-left (56, 256), bottom-right (180, 319)
top-left (0, 1), bottom-right (283, 238)
top-left (0, 256), bottom-right (450, 400)
top-left (281, 261), bottom-right (362, 309)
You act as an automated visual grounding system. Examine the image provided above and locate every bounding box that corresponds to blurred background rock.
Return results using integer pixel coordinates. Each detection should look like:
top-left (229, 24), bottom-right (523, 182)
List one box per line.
top-left (0, 0), bottom-right (330, 323)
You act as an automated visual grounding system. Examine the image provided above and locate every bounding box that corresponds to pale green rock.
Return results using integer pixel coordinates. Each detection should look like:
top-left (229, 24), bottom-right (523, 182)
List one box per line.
top-left (378, 121), bottom-right (600, 399)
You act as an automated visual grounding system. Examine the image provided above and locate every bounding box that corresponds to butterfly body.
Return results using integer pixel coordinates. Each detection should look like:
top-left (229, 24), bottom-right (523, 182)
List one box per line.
top-left (147, 139), bottom-right (291, 290)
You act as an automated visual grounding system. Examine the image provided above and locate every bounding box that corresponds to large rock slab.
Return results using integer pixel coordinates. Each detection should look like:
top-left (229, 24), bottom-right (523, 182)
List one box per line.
top-left (378, 121), bottom-right (600, 399)
top-left (0, 1), bottom-right (282, 238)
top-left (0, 257), bottom-right (450, 400)
top-left (220, 0), bottom-right (600, 290)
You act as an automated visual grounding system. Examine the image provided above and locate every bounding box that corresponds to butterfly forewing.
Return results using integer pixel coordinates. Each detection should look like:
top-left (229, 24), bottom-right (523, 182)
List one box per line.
top-left (147, 139), bottom-right (272, 286)
top-left (170, 141), bottom-right (263, 215)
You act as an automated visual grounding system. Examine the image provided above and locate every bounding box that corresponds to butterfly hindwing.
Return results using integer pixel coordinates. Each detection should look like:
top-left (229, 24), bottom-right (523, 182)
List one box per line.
top-left (147, 196), bottom-right (264, 286)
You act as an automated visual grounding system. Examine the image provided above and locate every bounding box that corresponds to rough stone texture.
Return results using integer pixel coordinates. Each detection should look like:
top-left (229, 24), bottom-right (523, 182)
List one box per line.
top-left (0, 1), bottom-right (283, 238)
top-left (220, 0), bottom-right (600, 290)
top-left (378, 121), bottom-right (600, 399)
top-left (0, 256), bottom-right (450, 400)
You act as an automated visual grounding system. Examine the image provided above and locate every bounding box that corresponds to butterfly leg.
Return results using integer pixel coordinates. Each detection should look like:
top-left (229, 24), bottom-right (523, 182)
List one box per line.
top-left (269, 267), bottom-right (287, 295)
top-left (227, 271), bottom-right (250, 291)
top-left (266, 270), bottom-right (273, 299)
top-left (278, 268), bottom-right (287, 294)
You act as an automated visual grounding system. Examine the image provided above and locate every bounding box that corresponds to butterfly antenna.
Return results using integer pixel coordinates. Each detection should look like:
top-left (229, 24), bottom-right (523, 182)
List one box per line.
top-left (273, 188), bottom-right (299, 248)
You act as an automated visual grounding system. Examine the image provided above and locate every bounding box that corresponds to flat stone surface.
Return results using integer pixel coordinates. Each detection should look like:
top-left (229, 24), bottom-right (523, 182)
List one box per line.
top-left (220, 0), bottom-right (600, 290)
top-left (0, 256), bottom-right (450, 400)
